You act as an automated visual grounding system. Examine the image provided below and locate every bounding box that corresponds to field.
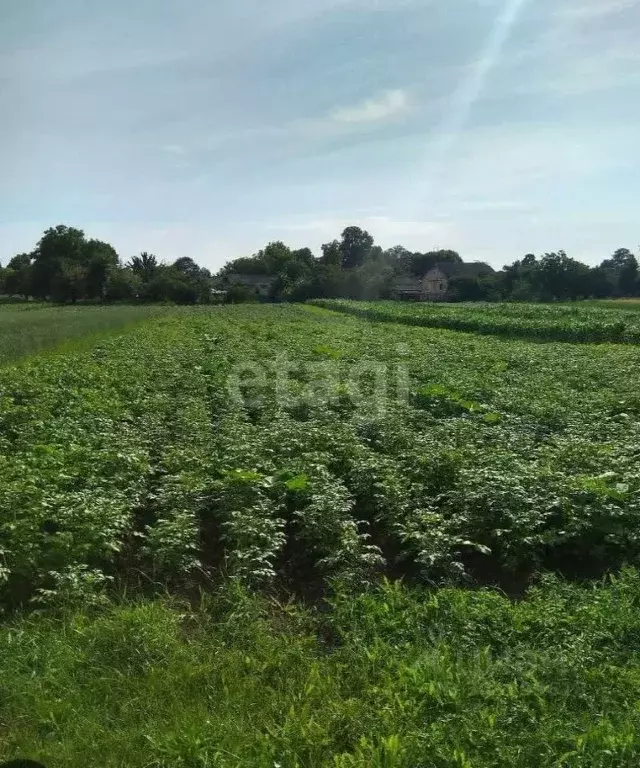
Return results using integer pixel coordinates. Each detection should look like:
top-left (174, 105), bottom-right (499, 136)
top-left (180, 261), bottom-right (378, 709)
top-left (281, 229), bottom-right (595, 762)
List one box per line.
top-left (2, 302), bottom-right (640, 766)
top-left (0, 303), bottom-right (166, 364)
top-left (310, 298), bottom-right (640, 343)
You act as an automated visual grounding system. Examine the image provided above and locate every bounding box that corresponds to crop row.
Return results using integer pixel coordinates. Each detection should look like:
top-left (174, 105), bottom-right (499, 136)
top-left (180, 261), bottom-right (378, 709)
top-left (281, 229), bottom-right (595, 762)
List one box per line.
top-left (2, 304), bottom-right (640, 608)
top-left (309, 299), bottom-right (640, 343)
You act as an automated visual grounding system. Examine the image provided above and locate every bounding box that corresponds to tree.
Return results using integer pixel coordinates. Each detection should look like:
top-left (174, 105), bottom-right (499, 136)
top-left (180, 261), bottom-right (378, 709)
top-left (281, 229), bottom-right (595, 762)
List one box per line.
top-left (51, 259), bottom-right (88, 303)
top-left (24, 226), bottom-right (120, 302)
top-left (449, 275), bottom-right (498, 302)
top-left (386, 245), bottom-right (413, 275)
top-left (219, 255), bottom-right (267, 276)
top-left (583, 266), bottom-right (612, 299)
top-left (351, 250), bottom-right (395, 299)
top-left (173, 257), bottom-right (203, 280)
top-left (289, 264), bottom-right (345, 301)
top-left (31, 225), bottom-right (86, 300)
top-left (84, 240), bottom-right (119, 299)
top-left (291, 248), bottom-right (315, 267)
top-left (410, 249), bottom-right (461, 277)
top-left (320, 240), bottom-right (341, 267)
top-left (535, 251), bottom-right (592, 301)
top-left (600, 248), bottom-right (638, 297)
top-left (339, 226), bottom-right (374, 270)
top-left (104, 269), bottom-right (142, 302)
top-left (4, 253), bottom-right (32, 299)
top-left (128, 252), bottom-right (159, 282)
top-left (261, 242), bottom-right (293, 273)
top-left (218, 242), bottom-right (317, 302)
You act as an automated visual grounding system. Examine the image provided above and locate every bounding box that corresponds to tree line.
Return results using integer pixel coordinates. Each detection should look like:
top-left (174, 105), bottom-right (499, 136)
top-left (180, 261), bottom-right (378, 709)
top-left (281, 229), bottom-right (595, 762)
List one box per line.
top-left (1, 223), bottom-right (638, 304)
top-left (218, 226), bottom-right (640, 303)
top-left (0, 225), bottom-right (213, 304)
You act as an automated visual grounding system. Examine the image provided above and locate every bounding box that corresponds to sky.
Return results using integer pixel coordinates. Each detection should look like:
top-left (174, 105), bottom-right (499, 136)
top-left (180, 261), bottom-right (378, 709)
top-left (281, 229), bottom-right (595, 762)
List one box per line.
top-left (1, 0), bottom-right (639, 271)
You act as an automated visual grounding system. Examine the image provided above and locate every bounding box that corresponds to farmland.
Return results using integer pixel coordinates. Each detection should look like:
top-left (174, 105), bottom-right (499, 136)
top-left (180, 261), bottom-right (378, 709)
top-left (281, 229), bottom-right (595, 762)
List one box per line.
top-left (311, 298), bottom-right (640, 343)
top-left (3, 302), bottom-right (640, 766)
top-left (0, 303), bottom-right (167, 364)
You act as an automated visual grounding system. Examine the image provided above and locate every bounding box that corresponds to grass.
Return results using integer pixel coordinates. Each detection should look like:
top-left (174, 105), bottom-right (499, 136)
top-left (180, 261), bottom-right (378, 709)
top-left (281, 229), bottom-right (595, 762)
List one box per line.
top-left (0, 303), bottom-right (168, 364)
top-left (581, 299), bottom-right (640, 311)
top-left (2, 572), bottom-right (640, 767)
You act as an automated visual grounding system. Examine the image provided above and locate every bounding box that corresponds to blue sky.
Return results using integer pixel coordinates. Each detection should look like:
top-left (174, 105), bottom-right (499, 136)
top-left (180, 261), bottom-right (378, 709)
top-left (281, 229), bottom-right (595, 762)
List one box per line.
top-left (1, 0), bottom-right (639, 270)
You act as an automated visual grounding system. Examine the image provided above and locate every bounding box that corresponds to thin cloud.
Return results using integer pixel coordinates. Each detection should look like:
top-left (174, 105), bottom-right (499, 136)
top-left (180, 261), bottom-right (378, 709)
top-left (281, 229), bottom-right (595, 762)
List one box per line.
top-left (330, 89), bottom-right (409, 124)
top-left (162, 144), bottom-right (187, 155)
top-left (555, 0), bottom-right (638, 20)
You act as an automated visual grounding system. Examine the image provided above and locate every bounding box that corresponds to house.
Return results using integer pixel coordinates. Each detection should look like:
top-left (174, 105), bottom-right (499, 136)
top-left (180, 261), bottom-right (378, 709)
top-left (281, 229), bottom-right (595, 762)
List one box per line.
top-left (226, 274), bottom-right (275, 298)
top-left (210, 288), bottom-right (227, 303)
top-left (390, 276), bottom-right (424, 301)
top-left (392, 262), bottom-right (494, 301)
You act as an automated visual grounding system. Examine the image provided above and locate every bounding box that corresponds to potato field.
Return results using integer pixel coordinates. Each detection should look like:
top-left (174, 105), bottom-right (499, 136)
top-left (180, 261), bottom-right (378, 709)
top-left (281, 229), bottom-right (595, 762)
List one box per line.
top-left (311, 298), bottom-right (640, 343)
top-left (2, 302), bottom-right (640, 767)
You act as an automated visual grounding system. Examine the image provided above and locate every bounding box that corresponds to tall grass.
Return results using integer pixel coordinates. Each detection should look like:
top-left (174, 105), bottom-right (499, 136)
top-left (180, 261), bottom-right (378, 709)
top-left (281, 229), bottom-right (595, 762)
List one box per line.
top-left (0, 304), bottom-right (168, 364)
top-left (2, 572), bottom-right (640, 767)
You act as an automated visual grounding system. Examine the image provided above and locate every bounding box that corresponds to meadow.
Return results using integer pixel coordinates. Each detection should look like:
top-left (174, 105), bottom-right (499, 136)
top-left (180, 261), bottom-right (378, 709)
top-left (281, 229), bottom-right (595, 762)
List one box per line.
top-left (2, 301), bottom-right (640, 766)
top-left (0, 303), bottom-right (167, 364)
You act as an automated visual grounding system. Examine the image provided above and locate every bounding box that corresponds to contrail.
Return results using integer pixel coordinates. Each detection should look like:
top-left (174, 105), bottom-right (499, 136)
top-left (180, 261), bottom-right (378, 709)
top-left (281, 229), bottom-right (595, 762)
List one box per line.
top-left (430, 0), bottom-right (530, 161)
top-left (400, 0), bottom-right (530, 218)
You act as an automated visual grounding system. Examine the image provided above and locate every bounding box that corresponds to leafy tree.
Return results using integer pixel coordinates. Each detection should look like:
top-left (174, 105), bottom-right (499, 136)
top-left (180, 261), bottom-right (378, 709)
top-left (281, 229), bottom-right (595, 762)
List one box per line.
top-left (410, 250), bottom-right (462, 277)
top-left (172, 257), bottom-right (214, 302)
top-left (320, 240), bottom-right (341, 267)
top-left (339, 226), bottom-right (374, 270)
top-left (128, 252), bottom-right (159, 282)
top-left (219, 256), bottom-right (267, 276)
top-left (536, 251), bottom-right (593, 301)
top-left (600, 248), bottom-right (638, 297)
top-left (386, 245), bottom-right (413, 275)
top-left (584, 266), bottom-right (613, 299)
top-left (4, 253), bottom-right (33, 299)
top-left (31, 225), bottom-right (87, 300)
top-left (51, 259), bottom-right (88, 303)
top-left (84, 240), bottom-right (119, 299)
top-left (104, 269), bottom-right (143, 302)
top-left (7, 253), bottom-right (31, 270)
top-left (353, 250), bottom-right (395, 299)
top-left (261, 242), bottom-right (293, 273)
top-left (173, 257), bottom-right (203, 280)
top-left (291, 247), bottom-right (315, 267)
top-left (288, 265), bottom-right (345, 302)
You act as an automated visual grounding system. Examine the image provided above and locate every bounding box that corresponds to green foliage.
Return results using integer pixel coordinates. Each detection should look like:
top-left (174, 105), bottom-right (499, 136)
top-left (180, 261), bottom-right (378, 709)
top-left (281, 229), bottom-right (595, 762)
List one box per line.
top-left (3, 253), bottom-right (33, 298)
top-left (2, 227), bottom-right (215, 305)
top-left (3, 303), bottom-right (640, 764)
top-left (339, 226), bottom-right (374, 270)
top-left (3, 303), bottom-right (640, 608)
top-left (312, 298), bottom-right (640, 343)
top-left (104, 268), bottom-right (142, 302)
top-left (0, 303), bottom-right (167, 364)
top-left (4, 572), bottom-right (640, 766)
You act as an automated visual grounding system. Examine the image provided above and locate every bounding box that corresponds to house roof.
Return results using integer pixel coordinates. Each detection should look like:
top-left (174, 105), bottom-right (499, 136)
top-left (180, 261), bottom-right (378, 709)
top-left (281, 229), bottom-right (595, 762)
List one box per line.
top-left (392, 277), bottom-right (423, 291)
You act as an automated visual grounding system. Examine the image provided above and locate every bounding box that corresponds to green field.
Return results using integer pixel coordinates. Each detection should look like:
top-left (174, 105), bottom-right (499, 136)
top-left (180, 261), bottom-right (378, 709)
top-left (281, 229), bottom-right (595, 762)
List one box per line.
top-left (3, 302), bottom-right (640, 766)
top-left (311, 298), bottom-right (640, 343)
top-left (0, 303), bottom-right (167, 364)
